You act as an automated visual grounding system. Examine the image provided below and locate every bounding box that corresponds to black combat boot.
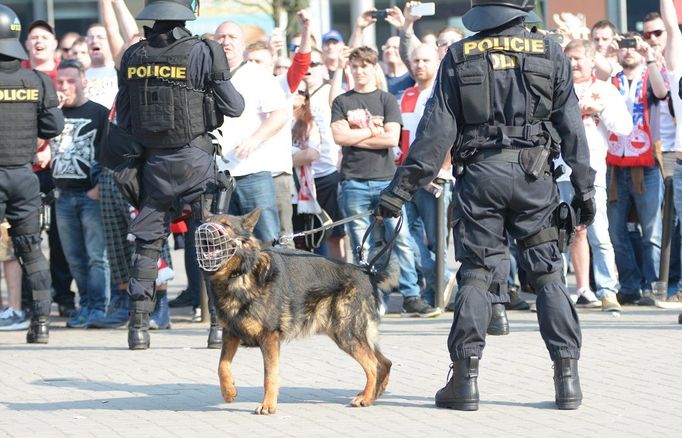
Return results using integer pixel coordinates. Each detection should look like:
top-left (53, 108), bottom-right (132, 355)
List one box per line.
top-left (435, 357), bottom-right (479, 411)
top-left (128, 300), bottom-right (154, 350)
top-left (26, 300), bottom-right (50, 344)
top-left (487, 303), bottom-right (509, 335)
top-left (207, 302), bottom-right (222, 349)
top-left (554, 358), bottom-right (582, 410)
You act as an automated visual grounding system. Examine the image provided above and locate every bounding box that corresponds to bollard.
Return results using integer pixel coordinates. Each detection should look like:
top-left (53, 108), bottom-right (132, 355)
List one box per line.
top-left (199, 272), bottom-right (209, 323)
top-left (659, 176), bottom-right (675, 295)
top-left (435, 179), bottom-right (446, 309)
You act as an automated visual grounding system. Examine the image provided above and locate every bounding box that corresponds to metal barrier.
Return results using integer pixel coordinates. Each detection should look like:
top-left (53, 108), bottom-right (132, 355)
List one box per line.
top-left (659, 176), bottom-right (675, 295)
top-left (435, 180), bottom-right (446, 309)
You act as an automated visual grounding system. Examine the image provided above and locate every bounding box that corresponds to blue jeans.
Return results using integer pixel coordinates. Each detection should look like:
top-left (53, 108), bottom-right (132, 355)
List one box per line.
top-left (56, 191), bottom-right (109, 311)
top-left (672, 162), bottom-right (682, 293)
top-left (404, 182), bottom-right (453, 304)
top-left (229, 171), bottom-right (280, 243)
top-left (606, 166), bottom-right (663, 294)
top-left (339, 179), bottom-right (420, 298)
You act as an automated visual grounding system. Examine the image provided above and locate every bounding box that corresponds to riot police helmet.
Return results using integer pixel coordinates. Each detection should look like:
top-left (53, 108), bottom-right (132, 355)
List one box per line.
top-left (462, 0), bottom-right (541, 32)
top-left (0, 4), bottom-right (28, 60)
top-left (136, 0), bottom-right (196, 22)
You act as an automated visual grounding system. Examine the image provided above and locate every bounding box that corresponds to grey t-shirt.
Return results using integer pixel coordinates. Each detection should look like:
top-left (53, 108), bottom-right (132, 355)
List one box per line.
top-left (331, 89), bottom-right (402, 181)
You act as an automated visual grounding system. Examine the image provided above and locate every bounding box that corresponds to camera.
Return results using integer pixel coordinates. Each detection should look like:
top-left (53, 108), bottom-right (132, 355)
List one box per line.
top-left (618, 38), bottom-right (637, 49)
top-left (371, 9), bottom-right (388, 20)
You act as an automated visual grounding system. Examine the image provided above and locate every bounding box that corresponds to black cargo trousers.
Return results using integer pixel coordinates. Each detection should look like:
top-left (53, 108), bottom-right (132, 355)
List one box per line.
top-left (448, 157), bottom-right (581, 362)
top-left (127, 145), bottom-right (215, 312)
top-left (0, 165), bottom-right (52, 319)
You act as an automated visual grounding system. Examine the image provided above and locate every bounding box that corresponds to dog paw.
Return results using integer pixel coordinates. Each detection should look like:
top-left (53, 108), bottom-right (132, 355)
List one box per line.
top-left (350, 395), bottom-right (374, 407)
top-left (221, 385), bottom-right (238, 403)
top-left (254, 403), bottom-right (277, 415)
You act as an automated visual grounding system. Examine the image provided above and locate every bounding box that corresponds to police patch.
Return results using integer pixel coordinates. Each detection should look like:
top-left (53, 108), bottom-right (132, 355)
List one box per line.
top-left (10, 18), bottom-right (21, 33)
top-left (127, 64), bottom-right (187, 80)
top-left (463, 37), bottom-right (545, 56)
top-left (0, 88), bottom-right (39, 102)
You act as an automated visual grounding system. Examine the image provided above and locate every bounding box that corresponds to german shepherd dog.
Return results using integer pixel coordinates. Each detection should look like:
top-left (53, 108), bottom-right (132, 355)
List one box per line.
top-left (202, 209), bottom-right (396, 415)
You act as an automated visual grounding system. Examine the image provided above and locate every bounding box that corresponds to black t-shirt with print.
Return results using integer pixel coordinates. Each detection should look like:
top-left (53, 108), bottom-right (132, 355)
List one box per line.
top-left (50, 100), bottom-right (109, 192)
top-left (331, 89), bottom-right (402, 181)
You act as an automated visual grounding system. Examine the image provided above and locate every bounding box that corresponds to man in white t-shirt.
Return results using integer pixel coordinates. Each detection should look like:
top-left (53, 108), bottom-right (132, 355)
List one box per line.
top-left (559, 39), bottom-right (632, 312)
top-left (243, 11), bottom-right (313, 247)
top-left (214, 21), bottom-right (288, 243)
top-left (85, 24), bottom-right (118, 109)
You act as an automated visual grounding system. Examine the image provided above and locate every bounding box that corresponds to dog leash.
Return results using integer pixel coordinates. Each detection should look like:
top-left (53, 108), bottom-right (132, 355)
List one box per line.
top-left (357, 214), bottom-right (404, 275)
top-left (275, 210), bottom-right (373, 246)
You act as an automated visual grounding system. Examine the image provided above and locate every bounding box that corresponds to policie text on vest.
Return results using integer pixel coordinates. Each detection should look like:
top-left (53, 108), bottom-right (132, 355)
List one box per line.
top-left (463, 37), bottom-right (545, 70)
top-left (127, 65), bottom-right (187, 80)
top-left (0, 88), bottom-right (39, 102)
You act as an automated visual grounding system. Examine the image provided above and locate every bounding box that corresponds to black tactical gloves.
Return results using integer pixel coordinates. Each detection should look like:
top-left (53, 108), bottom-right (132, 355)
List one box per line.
top-left (571, 196), bottom-right (596, 227)
top-left (374, 185), bottom-right (410, 217)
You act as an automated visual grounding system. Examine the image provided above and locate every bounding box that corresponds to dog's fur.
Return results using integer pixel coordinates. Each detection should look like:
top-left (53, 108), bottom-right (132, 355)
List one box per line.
top-left (204, 209), bottom-right (395, 414)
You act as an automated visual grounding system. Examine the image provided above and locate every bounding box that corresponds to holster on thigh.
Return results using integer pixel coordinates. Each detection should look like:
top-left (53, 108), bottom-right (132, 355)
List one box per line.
top-left (12, 230), bottom-right (52, 306)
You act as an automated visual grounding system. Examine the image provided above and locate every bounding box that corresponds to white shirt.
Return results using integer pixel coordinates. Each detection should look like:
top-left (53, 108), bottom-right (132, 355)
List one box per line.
top-left (555, 77), bottom-right (633, 188)
top-left (308, 83), bottom-right (340, 178)
top-left (86, 65), bottom-right (118, 109)
top-left (216, 62), bottom-right (287, 177)
top-left (670, 69), bottom-right (682, 152)
top-left (659, 69), bottom-right (676, 152)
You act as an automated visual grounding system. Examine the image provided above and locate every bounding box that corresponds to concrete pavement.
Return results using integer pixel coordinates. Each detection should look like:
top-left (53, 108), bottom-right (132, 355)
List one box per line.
top-left (1, 249), bottom-right (682, 437)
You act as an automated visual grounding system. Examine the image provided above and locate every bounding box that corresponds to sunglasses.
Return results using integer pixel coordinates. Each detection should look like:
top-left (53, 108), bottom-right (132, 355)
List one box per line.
top-left (643, 29), bottom-right (665, 40)
top-left (310, 61), bottom-right (322, 68)
top-left (296, 89), bottom-right (309, 97)
top-left (288, 43), bottom-right (299, 52)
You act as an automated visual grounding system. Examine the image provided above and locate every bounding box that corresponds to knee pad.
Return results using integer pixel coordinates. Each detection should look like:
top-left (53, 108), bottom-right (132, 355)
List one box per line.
top-left (457, 264), bottom-right (492, 291)
top-left (8, 212), bottom-right (41, 238)
top-left (14, 238), bottom-right (49, 275)
top-left (528, 271), bottom-right (563, 292)
top-left (134, 238), bottom-right (164, 259)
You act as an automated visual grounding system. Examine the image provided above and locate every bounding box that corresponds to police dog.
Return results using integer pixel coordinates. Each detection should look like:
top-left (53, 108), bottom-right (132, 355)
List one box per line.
top-left (202, 209), bottom-right (395, 415)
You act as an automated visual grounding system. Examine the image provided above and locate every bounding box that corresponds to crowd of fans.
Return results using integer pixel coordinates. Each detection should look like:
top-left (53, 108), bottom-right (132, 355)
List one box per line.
top-left (2, 0), bottom-right (682, 331)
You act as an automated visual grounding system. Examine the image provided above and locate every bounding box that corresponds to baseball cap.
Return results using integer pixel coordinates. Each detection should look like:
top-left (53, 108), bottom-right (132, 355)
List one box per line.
top-left (27, 20), bottom-right (55, 36)
top-left (322, 29), bottom-right (344, 45)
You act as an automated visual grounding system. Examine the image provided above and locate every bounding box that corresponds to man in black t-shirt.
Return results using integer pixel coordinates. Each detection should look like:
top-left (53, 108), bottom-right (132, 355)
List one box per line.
top-left (331, 46), bottom-right (439, 317)
top-left (50, 59), bottom-right (110, 328)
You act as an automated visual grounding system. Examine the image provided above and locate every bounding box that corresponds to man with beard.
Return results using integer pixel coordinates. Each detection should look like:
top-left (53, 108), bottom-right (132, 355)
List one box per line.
top-left (607, 32), bottom-right (668, 306)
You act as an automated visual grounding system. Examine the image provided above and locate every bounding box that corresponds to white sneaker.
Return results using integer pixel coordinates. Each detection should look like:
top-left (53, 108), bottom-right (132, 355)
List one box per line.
top-left (191, 307), bottom-right (202, 323)
top-left (576, 289), bottom-right (601, 308)
top-left (0, 308), bottom-right (29, 331)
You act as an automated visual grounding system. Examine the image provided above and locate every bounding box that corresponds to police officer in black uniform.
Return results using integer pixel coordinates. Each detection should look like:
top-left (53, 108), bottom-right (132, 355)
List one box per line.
top-left (0, 4), bottom-right (64, 344)
top-left (116, 0), bottom-right (244, 350)
top-left (376, 0), bottom-right (596, 410)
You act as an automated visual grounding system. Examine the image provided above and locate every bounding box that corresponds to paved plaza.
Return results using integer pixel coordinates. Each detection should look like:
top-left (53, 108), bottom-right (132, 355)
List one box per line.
top-left (2, 250), bottom-right (682, 437)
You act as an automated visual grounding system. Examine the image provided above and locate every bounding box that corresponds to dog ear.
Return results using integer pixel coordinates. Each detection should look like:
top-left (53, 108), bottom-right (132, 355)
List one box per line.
top-left (241, 208), bottom-right (261, 233)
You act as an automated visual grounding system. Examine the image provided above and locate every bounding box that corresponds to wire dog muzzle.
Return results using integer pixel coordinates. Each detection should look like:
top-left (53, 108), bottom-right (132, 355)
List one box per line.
top-left (195, 222), bottom-right (240, 272)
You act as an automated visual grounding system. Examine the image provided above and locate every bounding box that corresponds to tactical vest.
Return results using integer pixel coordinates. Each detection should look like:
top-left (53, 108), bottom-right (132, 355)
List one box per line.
top-left (451, 32), bottom-right (558, 156)
top-left (125, 36), bottom-right (207, 148)
top-left (0, 68), bottom-right (42, 166)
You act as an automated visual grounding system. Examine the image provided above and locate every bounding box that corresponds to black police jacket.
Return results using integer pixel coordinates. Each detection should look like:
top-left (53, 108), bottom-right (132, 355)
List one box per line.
top-left (386, 21), bottom-right (595, 204)
top-left (0, 59), bottom-right (64, 166)
top-left (116, 24), bottom-right (244, 151)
